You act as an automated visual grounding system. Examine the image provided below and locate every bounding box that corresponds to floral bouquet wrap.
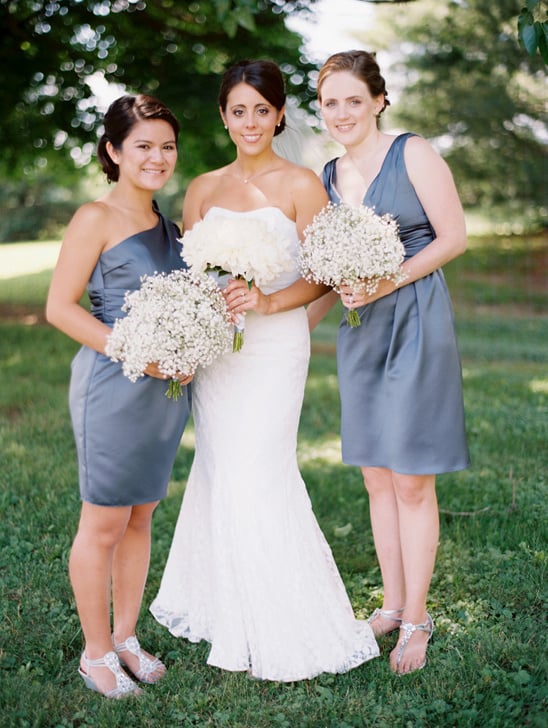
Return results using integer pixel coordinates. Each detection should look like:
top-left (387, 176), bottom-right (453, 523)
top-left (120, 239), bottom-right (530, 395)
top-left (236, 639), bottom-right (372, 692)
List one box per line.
top-left (299, 202), bottom-right (407, 327)
top-left (105, 269), bottom-right (232, 399)
top-left (181, 215), bottom-right (294, 350)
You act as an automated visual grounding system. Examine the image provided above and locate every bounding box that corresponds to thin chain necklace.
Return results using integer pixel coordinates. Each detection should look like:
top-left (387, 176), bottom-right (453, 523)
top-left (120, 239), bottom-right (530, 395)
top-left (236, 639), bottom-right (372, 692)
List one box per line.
top-left (233, 158), bottom-right (278, 184)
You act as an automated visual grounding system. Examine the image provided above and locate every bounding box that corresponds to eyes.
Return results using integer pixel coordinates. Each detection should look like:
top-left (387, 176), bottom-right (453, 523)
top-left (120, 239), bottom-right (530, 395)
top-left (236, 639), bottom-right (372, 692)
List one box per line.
top-left (230, 106), bottom-right (273, 119)
top-left (136, 143), bottom-right (177, 151)
top-left (322, 98), bottom-right (363, 109)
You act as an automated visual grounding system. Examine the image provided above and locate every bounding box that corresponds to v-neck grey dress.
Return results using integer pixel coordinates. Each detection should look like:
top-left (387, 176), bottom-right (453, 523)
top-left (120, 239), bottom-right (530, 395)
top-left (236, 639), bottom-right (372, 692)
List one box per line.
top-left (322, 133), bottom-right (469, 475)
top-left (69, 205), bottom-right (191, 506)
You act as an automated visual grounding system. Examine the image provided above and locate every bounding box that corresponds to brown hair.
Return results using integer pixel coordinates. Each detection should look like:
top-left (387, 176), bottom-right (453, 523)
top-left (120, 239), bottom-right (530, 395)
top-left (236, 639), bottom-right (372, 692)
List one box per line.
top-left (317, 50), bottom-right (390, 115)
top-left (218, 60), bottom-right (286, 136)
top-left (97, 94), bottom-right (180, 182)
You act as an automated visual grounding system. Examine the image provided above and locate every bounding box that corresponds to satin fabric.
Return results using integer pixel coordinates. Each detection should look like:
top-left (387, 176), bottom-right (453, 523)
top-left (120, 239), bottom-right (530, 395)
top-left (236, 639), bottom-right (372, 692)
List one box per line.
top-left (323, 133), bottom-right (470, 474)
top-left (69, 205), bottom-right (191, 506)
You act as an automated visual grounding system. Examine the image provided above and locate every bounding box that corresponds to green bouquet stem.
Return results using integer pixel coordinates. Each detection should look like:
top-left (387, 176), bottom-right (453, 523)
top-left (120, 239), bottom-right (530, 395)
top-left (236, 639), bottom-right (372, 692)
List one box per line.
top-left (346, 309), bottom-right (362, 328)
top-left (233, 330), bottom-right (244, 352)
top-left (166, 379), bottom-right (182, 400)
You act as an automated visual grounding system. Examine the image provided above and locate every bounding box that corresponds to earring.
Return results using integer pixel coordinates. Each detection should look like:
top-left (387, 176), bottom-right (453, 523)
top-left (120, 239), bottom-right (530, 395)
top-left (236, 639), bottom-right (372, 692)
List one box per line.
top-left (224, 125), bottom-right (228, 130)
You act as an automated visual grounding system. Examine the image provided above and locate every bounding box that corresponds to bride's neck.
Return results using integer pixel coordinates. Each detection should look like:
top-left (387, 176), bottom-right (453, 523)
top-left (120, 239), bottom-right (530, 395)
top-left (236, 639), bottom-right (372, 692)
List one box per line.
top-left (231, 151), bottom-right (280, 184)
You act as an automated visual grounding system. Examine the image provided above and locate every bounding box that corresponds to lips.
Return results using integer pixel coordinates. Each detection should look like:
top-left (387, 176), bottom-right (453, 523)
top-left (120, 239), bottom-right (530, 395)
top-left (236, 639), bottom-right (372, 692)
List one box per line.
top-left (242, 134), bottom-right (261, 143)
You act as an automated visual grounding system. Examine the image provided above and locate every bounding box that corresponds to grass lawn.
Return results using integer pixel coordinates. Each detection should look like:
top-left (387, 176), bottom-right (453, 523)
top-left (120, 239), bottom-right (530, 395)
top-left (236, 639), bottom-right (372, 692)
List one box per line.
top-left (0, 233), bottom-right (546, 727)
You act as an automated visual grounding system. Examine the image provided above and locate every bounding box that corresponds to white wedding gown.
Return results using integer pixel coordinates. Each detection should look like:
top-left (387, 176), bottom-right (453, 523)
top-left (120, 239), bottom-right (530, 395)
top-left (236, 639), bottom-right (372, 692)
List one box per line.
top-left (150, 206), bottom-right (379, 681)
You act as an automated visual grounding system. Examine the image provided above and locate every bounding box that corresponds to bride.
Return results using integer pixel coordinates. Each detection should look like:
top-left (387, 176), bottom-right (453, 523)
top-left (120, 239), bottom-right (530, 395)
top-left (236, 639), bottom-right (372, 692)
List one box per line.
top-left (150, 59), bottom-right (379, 681)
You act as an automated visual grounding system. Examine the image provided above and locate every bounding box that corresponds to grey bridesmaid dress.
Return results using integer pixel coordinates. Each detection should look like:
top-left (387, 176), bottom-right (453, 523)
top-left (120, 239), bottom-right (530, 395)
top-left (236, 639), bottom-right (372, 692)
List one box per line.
top-left (322, 133), bottom-right (470, 475)
top-left (69, 204), bottom-right (191, 506)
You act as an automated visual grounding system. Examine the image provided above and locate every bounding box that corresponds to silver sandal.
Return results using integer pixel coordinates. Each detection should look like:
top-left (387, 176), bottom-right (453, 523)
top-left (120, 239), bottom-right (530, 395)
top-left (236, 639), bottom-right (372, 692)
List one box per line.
top-left (367, 607), bottom-right (405, 636)
top-left (78, 650), bottom-right (141, 698)
top-left (393, 612), bottom-right (434, 674)
top-left (114, 635), bottom-right (166, 684)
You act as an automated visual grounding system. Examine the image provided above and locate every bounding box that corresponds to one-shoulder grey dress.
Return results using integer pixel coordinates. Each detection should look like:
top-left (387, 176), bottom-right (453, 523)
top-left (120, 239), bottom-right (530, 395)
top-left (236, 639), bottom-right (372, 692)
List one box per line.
top-left (69, 205), bottom-right (191, 506)
top-left (322, 133), bottom-right (470, 475)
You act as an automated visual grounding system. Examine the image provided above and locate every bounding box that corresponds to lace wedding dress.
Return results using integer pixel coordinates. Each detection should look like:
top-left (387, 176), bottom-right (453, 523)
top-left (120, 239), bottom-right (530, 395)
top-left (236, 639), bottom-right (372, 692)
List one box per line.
top-left (150, 206), bottom-right (379, 681)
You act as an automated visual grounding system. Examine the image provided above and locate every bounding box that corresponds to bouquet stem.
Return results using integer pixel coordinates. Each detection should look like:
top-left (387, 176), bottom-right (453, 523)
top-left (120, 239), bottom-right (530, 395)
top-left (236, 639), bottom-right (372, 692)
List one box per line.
top-left (166, 379), bottom-right (183, 400)
top-left (233, 329), bottom-right (244, 352)
top-left (346, 309), bottom-right (362, 328)
top-left (233, 311), bottom-right (246, 352)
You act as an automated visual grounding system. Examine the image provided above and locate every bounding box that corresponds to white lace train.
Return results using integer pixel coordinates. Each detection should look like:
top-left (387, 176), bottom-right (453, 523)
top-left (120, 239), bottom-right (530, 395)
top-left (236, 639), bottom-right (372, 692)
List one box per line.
top-left (150, 208), bottom-right (379, 681)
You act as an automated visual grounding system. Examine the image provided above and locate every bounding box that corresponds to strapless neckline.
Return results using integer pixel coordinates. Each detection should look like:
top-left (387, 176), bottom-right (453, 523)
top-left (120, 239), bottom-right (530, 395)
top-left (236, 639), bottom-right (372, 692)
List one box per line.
top-left (204, 205), bottom-right (296, 227)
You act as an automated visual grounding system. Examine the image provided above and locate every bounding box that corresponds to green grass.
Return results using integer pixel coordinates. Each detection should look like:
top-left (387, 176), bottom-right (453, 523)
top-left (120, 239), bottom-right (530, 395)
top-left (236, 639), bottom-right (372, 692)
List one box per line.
top-left (0, 235), bottom-right (547, 727)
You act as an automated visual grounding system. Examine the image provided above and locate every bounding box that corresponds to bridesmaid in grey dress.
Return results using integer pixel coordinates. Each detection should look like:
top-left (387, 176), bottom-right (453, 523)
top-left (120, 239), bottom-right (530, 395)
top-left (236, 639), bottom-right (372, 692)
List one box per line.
top-left (308, 50), bottom-right (470, 675)
top-left (46, 94), bottom-right (191, 698)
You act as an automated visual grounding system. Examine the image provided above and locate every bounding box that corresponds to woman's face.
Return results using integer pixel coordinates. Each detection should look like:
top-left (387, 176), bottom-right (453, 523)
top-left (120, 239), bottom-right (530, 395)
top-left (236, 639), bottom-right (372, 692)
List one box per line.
top-left (107, 119), bottom-right (178, 190)
top-left (319, 70), bottom-right (382, 148)
top-left (220, 82), bottom-right (284, 157)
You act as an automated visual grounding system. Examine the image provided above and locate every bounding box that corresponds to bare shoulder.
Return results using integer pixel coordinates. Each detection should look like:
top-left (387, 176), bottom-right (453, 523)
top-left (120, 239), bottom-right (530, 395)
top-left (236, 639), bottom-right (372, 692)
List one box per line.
top-left (285, 161), bottom-right (326, 195)
top-left (183, 168), bottom-right (227, 228)
top-left (63, 200), bottom-right (112, 245)
top-left (404, 134), bottom-right (445, 169)
top-left (187, 168), bottom-right (219, 193)
top-left (69, 199), bottom-right (111, 226)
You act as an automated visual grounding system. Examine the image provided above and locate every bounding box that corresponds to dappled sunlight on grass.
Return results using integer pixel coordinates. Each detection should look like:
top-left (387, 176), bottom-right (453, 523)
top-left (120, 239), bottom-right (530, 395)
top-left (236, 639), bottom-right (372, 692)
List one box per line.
top-left (0, 241), bottom-right (60, 279)
top-left (1, 235), bottom-right (546, 726)
top-left (529, 378), bottom-right (548, 394)
top-left (298, 434), bottom-right (341, 465)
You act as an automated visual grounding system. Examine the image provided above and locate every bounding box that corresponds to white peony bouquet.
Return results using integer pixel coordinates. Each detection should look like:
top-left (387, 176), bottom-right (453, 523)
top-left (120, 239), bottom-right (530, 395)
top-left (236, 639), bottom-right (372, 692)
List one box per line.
top-left (299, 202), bottom-right (407, 327)
top-left (105, 269), bottom-right (232, 399)
top-left (181, 215), bottom-right (294, 350)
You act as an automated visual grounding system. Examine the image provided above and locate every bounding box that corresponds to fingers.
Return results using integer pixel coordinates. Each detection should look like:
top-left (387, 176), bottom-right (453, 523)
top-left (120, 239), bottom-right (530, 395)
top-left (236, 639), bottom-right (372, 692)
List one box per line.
top-left (340, 282), bottom-right (366, 309)
top-left (224, 280), bottom-right (253, 314)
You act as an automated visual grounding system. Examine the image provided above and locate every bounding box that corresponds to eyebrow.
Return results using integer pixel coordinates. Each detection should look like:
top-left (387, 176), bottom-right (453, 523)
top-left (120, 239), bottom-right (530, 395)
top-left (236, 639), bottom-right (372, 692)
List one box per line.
top-left (323, 95), bottom-right (364, 103)
top-left (229, 103), bottom-right (272, 110)
top-left (132, 138), bottom-right (176, 144)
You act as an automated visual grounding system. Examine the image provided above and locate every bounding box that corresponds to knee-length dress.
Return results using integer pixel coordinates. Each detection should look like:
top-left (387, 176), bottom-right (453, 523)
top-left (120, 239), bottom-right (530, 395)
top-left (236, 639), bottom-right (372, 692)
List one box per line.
top-left (69, 206), bottom-right (191, 506)
top-left (322, 133), bottom-right (470, 475)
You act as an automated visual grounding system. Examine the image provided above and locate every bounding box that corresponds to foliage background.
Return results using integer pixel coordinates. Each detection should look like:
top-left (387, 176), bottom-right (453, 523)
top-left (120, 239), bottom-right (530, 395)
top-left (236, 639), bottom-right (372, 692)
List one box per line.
top-left (0, 0), bottom-right (546, 241)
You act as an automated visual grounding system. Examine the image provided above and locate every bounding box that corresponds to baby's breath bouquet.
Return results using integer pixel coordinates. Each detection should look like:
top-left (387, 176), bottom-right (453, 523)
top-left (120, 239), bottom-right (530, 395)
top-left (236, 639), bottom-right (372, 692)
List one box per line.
top-left (105, 269), bottom-right (232, 399)
top-left (181, 215), bottom-right (294, 350)
top-left (300, 202), bottom-right (407, 327)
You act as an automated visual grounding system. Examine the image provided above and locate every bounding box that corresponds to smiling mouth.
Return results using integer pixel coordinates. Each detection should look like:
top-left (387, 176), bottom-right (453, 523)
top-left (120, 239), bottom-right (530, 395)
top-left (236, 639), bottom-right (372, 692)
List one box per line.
top-left (242, 134), bottom-right (261, 143)
top-left (336, 124), bottom-right (355, 132)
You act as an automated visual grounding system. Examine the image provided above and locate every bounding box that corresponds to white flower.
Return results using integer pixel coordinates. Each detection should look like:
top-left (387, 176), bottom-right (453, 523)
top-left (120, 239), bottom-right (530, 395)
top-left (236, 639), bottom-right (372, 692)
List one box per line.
top-left (105, 269), bottom-right (232, 396)
top-left (299, 202), bottom-right (407, 295)
top-left (181, 215), bottom-right (294, 287)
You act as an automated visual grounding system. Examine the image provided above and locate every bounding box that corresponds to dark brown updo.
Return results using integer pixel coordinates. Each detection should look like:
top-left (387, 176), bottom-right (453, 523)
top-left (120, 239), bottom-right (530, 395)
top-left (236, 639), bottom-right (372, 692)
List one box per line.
top-left (218, 60), bottom-right (286, 136)
top-left (97, 94), bottom-right (180, 182)
top-left (317, 50), bottom-right (390, 115)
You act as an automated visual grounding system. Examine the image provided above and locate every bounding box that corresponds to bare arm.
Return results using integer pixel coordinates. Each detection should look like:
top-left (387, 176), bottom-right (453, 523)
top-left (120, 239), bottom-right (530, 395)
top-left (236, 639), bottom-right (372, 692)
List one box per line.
top-left (46, 203), bottom-right (112, 354)
top-left (227, 169), bottom-right (330, 315)
top-left (306, 289), bottom-right (339, 331)
top-left (340, 135), bottom-right (467, 308)
top-left (46, 203), bottom-right (189, 382)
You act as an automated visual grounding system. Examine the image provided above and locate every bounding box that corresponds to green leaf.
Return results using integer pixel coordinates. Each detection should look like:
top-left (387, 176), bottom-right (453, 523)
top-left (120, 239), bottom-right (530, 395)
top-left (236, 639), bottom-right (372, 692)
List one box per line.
top-left (233, 7), bottom-right (256, 33)
top-left (538, 27), bottom-right (548, 63)
top-left (519, 17), bottom-right (540, 55)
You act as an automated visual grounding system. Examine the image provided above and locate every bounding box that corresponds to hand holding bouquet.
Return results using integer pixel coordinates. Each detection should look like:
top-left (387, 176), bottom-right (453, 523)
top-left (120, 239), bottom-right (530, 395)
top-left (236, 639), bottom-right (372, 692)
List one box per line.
top-left (181, 215), bottom-right (294, 350)
top-left (299, 202), bottom-right (407, 327)
top-left (105, 269), bottom-right (232, 399)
